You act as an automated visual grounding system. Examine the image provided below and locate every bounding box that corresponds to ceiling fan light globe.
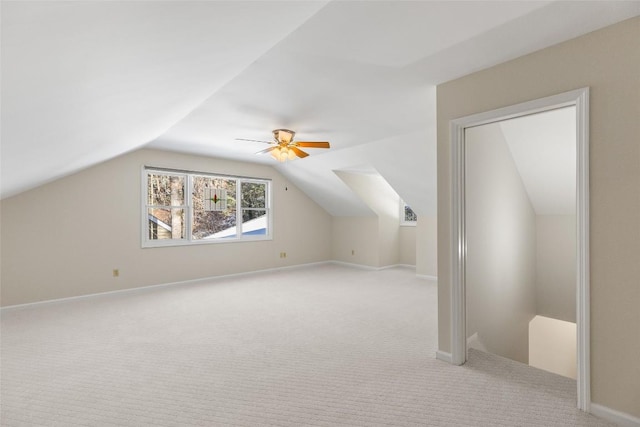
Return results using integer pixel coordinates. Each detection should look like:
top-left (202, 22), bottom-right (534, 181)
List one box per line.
top-left (288, 149), bottom-right (296, 160)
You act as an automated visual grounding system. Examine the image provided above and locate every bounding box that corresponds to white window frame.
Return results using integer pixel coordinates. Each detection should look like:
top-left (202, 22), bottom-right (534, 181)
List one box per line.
top-left (142, 167), bottom-right (272, 248)
top-left (400, 200), bottom-right (417, 226)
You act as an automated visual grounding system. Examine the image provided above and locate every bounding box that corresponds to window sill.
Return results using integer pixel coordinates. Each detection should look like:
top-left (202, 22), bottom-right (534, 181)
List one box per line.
top-left (400, 222), bottom-right (417, 227)
top-left (142, 235), bottom-right (272, 248)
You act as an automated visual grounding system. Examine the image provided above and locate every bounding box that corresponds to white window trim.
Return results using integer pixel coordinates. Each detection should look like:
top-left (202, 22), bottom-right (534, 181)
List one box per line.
top-left (400, 200), bottom-right (417, 227)
top-left (141, 167), bottom-right (272, 248)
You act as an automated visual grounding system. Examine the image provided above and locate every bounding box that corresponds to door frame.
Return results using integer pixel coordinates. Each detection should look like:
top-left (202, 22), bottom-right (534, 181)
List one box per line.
top-left (449, 87), bottom-right (590, 411)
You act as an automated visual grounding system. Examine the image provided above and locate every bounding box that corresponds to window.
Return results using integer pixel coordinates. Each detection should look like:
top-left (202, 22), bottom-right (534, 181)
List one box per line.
top-left (143, 168), bottom-right (271, 247)
top-left (400, 200), bottom-right (417, 226)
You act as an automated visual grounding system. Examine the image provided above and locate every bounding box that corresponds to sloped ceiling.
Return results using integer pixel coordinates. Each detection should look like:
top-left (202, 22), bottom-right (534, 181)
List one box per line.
top-left (1, 1), bottom-right (328, 197)
top-left (501, 107), bottom-right (576, 215)
top-left (2, 1), bottom-right (639, 217)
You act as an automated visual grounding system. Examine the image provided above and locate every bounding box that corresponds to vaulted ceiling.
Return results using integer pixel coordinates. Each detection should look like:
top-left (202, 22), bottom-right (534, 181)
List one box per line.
top-left (2, 1), bottom-right (639, 216)
top-left (500, 107), bottom-right (577, 216)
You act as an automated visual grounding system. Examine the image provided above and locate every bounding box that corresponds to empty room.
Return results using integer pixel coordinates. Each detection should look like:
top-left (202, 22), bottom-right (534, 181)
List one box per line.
top-left (1, 2), bottom-right (639, 426)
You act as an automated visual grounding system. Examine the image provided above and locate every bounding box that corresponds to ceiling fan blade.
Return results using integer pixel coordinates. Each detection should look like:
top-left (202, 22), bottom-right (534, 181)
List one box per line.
top-left (235, 138), bottom-right (273, 144)
top-left (255, 146), bottom-right (278, 155)
top-left (295, 141), bottom-right (330, 148)
top-left (290, 146), bottom-right (309, 158)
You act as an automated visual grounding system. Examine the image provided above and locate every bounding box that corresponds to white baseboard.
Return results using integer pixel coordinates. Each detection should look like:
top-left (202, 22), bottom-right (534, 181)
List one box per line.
top-left (591, 403), bottom-right (640, 427)
top-left (329, 261), bottom-right (422, 271)
top-left (416, 274), bottom-right (438, 281)
top-left (1, 261), bottom-right (431, 311)
top-left (1, 261), bottom-right (332, 311)
top-left (329, 260), bottom-right (379, 270)
top-left (436, 350), bottom-right (452, 364)
top-left (380, 264), bottom-right (416, 270)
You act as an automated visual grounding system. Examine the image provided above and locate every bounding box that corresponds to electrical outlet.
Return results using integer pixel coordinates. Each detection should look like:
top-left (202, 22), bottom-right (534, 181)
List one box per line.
top-left (279, 252), bottom-right (287, 258)
top-left (112, 269), bottom-right (119, 277)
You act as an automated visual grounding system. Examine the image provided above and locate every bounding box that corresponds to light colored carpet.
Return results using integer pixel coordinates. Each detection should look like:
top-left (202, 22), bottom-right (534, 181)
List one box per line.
top-left (1, 264), bottom-right (612, 426)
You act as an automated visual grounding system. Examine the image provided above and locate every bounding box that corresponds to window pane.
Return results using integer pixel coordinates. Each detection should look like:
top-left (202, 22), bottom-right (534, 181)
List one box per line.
top-left (147, 174), bottom-right (184, 206)
top-left (192, 209), bottom-right (238, 240)
top-left (192, 176), bottom-right (237, 240)
top-left (147, 208), bottom-right (185, 239)
top-left (242, 209), bottom-right (267, 236)
top-left (241, 182), bottom-right (266, 208)
top-left (404, 205), bottom-right (418, 222)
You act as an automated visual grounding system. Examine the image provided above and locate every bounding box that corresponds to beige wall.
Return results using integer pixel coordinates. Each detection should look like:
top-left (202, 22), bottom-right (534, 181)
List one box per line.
top-left (536, 215), bottom-right (576, 323)
top-left (399, 226), bottom-right (416, 266)
top-left (330, 216), bottom-right (378, 267)
top-left (416, 216), bottom-right (437, 277)
top-left (378, 213), bottom-right (400, 267)
top-left (437, 17), bottom-right (640, 416)
top-left (333, 171), bottom-right (401, 268)
top-left (465, 123), bottom-right (537, 364)
top-left (0, 148), bottom-right (332, 306)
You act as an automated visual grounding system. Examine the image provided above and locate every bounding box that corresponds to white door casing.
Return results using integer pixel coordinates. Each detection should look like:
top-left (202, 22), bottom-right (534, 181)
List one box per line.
top-left (448, 88), bottom-right (590, 411)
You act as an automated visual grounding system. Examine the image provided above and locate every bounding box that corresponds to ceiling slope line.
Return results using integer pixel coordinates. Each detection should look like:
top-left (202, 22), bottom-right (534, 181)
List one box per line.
top-left (0, 1), bottom-right (330, 199)
top-left (145, 1), bottom-right (332, 149)
top-left (401, 1), bottom-right (640, 85)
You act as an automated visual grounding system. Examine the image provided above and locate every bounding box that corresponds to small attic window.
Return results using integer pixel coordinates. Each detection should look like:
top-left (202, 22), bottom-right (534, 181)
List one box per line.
top-left (400, 201), bottom-right (417, 226)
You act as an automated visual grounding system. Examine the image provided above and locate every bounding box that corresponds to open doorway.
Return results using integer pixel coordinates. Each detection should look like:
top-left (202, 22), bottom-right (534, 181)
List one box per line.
top-left (448, 88), bottom-right (590, 411)
top-left (465, 106), bottom-right (577, 379)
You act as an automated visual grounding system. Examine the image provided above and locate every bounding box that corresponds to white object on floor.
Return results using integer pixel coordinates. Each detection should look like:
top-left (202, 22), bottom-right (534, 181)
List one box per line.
top-left (529, 314), bottom-right (577, 379)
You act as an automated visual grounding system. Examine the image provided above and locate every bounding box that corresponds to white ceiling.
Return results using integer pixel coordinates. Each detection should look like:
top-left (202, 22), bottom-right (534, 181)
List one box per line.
top-left (2, 1), bottom-right (639, 216)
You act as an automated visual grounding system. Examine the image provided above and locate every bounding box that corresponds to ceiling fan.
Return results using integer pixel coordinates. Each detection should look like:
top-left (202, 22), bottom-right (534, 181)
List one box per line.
top-left (236, 129), bottom-right (330, 162)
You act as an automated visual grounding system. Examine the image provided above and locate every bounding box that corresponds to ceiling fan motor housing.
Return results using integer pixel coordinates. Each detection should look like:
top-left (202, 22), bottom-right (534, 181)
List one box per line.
top-left (273, 129), bottom-right (295, 145)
